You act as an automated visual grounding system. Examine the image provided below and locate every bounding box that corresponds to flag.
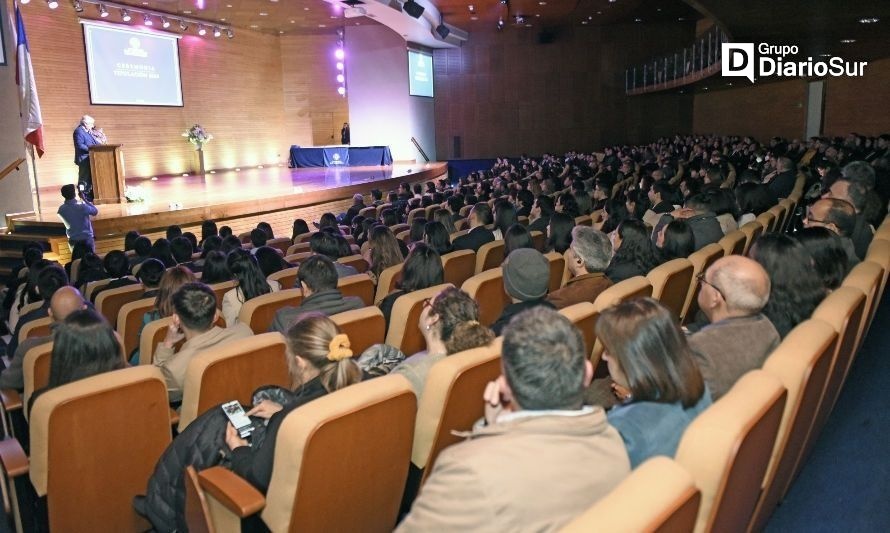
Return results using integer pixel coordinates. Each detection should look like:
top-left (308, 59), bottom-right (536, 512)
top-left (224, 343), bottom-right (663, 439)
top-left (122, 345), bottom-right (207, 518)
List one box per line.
top-left (14, 1), bottom-right (44, 157)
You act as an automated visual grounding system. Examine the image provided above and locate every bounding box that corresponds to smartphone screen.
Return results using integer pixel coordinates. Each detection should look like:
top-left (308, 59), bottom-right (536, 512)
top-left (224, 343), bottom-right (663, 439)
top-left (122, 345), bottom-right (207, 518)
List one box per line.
top-left (222, 401), bottom-right (254, 438)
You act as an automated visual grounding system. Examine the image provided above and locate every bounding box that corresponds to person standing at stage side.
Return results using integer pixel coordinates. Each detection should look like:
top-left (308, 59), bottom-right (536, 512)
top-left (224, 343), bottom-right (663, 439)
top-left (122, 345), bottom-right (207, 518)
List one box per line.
top-left (73, 115), bottom-right (102, 201)
top-left (57, 184), bottom-right (98, 252)
top-left (340, 122), bottom-right (350, 145)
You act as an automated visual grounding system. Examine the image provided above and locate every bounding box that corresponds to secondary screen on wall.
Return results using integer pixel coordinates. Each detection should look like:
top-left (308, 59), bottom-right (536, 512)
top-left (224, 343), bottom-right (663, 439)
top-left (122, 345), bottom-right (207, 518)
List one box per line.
top-left (408, 49), bottom-right (434, 98)
top-left (82, 21), bottom-right (183, 106)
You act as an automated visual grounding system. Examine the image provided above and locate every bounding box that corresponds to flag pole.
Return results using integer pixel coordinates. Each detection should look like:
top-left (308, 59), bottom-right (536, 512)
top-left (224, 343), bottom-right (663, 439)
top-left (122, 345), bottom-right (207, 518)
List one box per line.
top-left (27, 144), bottom-right (42, 214)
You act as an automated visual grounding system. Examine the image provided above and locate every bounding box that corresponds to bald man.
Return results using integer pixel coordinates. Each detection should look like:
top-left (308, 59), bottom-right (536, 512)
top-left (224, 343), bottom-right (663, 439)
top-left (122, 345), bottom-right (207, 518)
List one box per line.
top-left (688, 256), bottom-right (780, 401)
top-left (0, 286), bottom-right (86, 390)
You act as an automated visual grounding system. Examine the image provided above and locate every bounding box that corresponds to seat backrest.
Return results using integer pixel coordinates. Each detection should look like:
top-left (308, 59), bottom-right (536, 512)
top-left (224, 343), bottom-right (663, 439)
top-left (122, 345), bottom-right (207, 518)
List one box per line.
top-left (646, 258), bottom-right (694, 320)
top-left (544, 251), bottom-right (567, 293)
top-left (69, 258), bottom-right (82, 283)
top-left (374, 263), bottom-right (404, 304)
top-left (574, 215), bottom-right (593, 227)
top-left (95, 283), bottom-right (145, 328)
top-left (29, 366), bottom-right (172, 532)
top-left (375, 203), bottom-right (392, 218)
top-left (475, 239), bottom-right (505, 273)
top-left (461, 268), bottom-right (510, 327)
top-left (841, 260), bottom-right (884, 349)
top-left (23, 341), bottom-right (54, 413)
top-left (358, 206), bottom-right (377, 219)
top-left (18, 299), bottom-right (43, 318)
top-left (84, 278), bottom-right (113, 301)
top-left (449, 229), bottom-right (469, 242)
top-left (440, 250), bottom-right (476, 288)
top-left (778, 198), bottom-right (796, 233)
top-left (262, 375), bottom-right (416, 533)
top-left (284, 251), bottom-right (314, 264)
top-left (18, 315), bottom-right (52, 345)
top-left (396, 230), bottom-right (411, 243)
top-left (338, 254), bottom-right (368, 273)
top-left (675, 370), bottom-right (787, 533)
top-left (681, 243), bottom-right (724, 324)
top-left (178, 333), bottom-right (291, 431)
top-left (238, 289), bottom-right (303, 334)
top-left (295, 231), bottom-right (315, 244)
top-left (338, 273), bottom-right (375, 306)
top-left (330, 307), bottom-right (386, 355)
top-left (718, 229), bottom-right (747, 256)
top-left (739, 221), bottom-right (764, 255)
top-left (268, 267), bottom-right (300, 290)
top-left (767, 205), bottom-right (786, 232)
top-left (558, 302), bottom-right (599, 360)
top-left (459, 204), bottom-right (473, 217)
top-left (412, 339), bottom-right (502, 476)
top-left (560, 457), bottom-right (701, 533)
top-left (237, 232), bottom-right (252, 244)
top-left (866, 238), bottom-right (889, 301)
top-left (406, 207), bottom-right (426, 225)
top-left (755, 211), bottom-right (777, 234)
top-left (748, 319), bottom-right (838, 532)
top-left (385, 284), bottom-right (451, 355)
top-left (809, 287), bottom-right (866, 434)
top-left (184, 466), bottom-right (215, 533)
top-left (529, 230), bottom-right (545, 251)
top-left (116, 297), bottom-right (157, 357)
top-left (285, 242), bottom-right (311, 256)
top-left (209, 281), bottom-right (237, 309)
top-left (266, 237), bottom-right (293, 255)
top-left (590, 277), bottom-right (653, 363)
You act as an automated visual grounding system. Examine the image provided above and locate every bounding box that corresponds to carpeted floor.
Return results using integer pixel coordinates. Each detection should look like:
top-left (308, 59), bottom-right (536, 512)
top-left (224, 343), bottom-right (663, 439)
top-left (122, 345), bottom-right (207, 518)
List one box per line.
top-left (765, 292), bottom-right (890, 532)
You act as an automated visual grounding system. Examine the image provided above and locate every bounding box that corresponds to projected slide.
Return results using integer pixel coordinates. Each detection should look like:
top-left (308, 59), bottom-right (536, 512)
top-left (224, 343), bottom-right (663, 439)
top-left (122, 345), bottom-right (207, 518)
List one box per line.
top-left (408, 49), bottom-right (434, 98)
top-left (82, 22), bottom-right (183, 106)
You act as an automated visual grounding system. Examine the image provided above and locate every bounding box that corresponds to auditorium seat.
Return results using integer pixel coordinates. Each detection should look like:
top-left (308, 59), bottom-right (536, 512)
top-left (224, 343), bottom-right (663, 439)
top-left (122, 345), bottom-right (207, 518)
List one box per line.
top-left (777, 198), bottom-right (796, 233)
top-left (117, 296), bottom-right (157, 358)
top-left (474, 240), bottom-right (505, 273)
top-left (574, 215), bottom-right (593, 227)
top-left (647, 258), bottom-right (694, 320)
top-left (530, 230), bottom-right (545, 252)
top-left (374, 263), bottom-right (404, 304)
top-left (178, 333), bottom-right (290, 431)
top-left (755, 211), bottom-right (777, 234)
top-left (841, 261), bottom-right (883, 352)
top-left (748, 320), bottom-right (838, 531)
top-left (267, 266), bottom-right (300, 290)
top-left (675, 370), bottom-right (787, 533)
top-left (96, 283), bottom-right (145, 328)
top-left (238, 232), bottom-right (252, 245)
top-left (557, 302), bottom-right (598, 359)
top-left (407, 208), bottom-right (425, 225)
top-left (338, 254), bottom-right (369, 273)
top-left (0, 366), bottom-right (172, 532)
top-left (441, 250), bottom-right (476, 288)
top-left (285, 242), bottom-right (311, 256)
top-left (22, 341), bottom-right (53, 421)
top-left (265, 238), bottom-right (293, 255)
top-left (330, 307), bottom-right (386, 355)
top-left (718, 229), bottom-right (747, 256)
top-left (375, 203), bottom-right (392, 218)
top-left (239, 289), bottom-right (303, 334)
top-left (543, 251), bottom-right (567, 292)
top-left (284, 251), bottom-right (313, 264)
top-left (385, 284), bottom-right (451, 355)
top-left (69, 258), bottom-right (82, 284)
top-left (17, 316), bottom-right (52, 346)
top-left (358, 206), bottom-right (377, 219)
top-left (767, 205), bottom-right (786, 233)
top-left (389, 223), bottom-right (410, 236)
top-left (560, 457), bottom-right (701, 533)
top-left (209, 281), bottom-right (237, 310)
top-left (739, 221), bottom-right (764, 255)
top-left (396, 229), bottom-right (411, 244)
top-left (449, 229), bottom-right (469, 242)
top-left (84, 278), bottom-right (113, 301)
top-left (186, 375), bottom-right (415, 532)
top-left (454, 219), bottom-right (468, 231)
top-left (459, 205), bottom-right (473, 218)
top-left (681, 243), bottom-right (724, 324)
top-left (590, 277), bottom-right (653, 364)
top-left (404, 339), bottom-right (503, 508)
top-left (424, 205), bottom-right (438, 220)
top-left (17, 300), bottom-right (42, 319)
top-left (294, 231), bottom-right (315, 244)
top-left (339, 274), bottom-right (376, 307)
top-left (461, 268), bottom-right (510, 327)
top-left (866, 238), bottom-right (890, 303)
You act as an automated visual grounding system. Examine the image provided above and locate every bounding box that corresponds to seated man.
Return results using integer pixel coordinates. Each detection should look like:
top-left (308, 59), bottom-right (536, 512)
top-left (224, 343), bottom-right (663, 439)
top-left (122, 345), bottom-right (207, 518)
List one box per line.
top-left (823, 178), bottom-right (873, 259)
top-left (653, 193), bottom-right (724, 251)
top-left (526, 195), bottom-right (554, 233)
top-left (452, 203), bottom-right (495, 252)
top-left (270, 256), bottom-right (364, 334)
top-left (7, 264), bottom-right (69, 359)
top-left (804, 198), bottom-right (860, 268)
top-left (90, 250), bottom-right (139, 304)
top-left (0, 286), bottom-right (86, 390)
top-left (398, 307), bottom-right (630, 532)
top-left (309, 231), bottom-right (358, 278)
top-left (249, 228), bottom-right (268, 255)
top-left (689, 256), bottom-right (780, 401)
top-left (547, 226), bottom-right (613, 309)
top-left (171, 237), bottom-right (201, 273)
top-left (153, 283), bottom-right (253, 402)
top-left (491, 249), bottom-right (553, 335)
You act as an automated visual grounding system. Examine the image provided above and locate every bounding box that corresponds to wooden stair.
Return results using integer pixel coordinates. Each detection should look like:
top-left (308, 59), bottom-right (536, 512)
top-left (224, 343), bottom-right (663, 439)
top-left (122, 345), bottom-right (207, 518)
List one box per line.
top-left (0, 213), bottom-right (68, 287)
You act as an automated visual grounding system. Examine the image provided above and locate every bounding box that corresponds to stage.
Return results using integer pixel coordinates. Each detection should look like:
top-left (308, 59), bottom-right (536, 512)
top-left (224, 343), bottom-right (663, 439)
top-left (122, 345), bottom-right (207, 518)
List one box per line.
top-left (11, 162), bottom-right (447, 255)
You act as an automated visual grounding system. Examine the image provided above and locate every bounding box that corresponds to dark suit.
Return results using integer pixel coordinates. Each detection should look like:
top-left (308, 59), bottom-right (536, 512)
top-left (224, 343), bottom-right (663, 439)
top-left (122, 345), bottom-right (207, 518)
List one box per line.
top-left (767, 170), bottom-right (796, 200)
top-left (452, 226), bottom-right (495, 253)
top-left (73, 126), bottom-right (100, 200)
top-left (527, 217), bottom-right (549, 234)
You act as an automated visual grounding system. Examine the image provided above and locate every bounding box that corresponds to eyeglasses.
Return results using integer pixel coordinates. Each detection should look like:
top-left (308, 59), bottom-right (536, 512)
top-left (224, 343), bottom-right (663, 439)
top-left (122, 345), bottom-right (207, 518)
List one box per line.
top-left (422, 298), bottom-right (433, 310)
top-left (696, 272), bottom-right (724, 299)
top-left (804, 210), bottom-right (830, 225)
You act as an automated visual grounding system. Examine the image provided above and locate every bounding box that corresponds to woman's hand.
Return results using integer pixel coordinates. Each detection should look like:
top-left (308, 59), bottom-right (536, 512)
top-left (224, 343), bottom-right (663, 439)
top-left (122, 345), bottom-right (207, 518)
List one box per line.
top-left (225, 423), bottom-right (249, 451)
top-left (247, 400), bottom-right (283, 420)
top-left (483, 376), bottom-right (513, 426)
top-left (611, 382), bottom-right (632, 402)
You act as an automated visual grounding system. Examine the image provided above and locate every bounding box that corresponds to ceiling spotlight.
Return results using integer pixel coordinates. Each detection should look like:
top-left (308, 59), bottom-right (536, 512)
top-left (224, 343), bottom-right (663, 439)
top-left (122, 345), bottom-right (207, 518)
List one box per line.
top-left (436, 22), bottom-right (450, 39)
top-left (336, 61), bottom-right (344, 70)
top-left (497, 17), bottom-right (505, 30)
top-left (46, 0), bottom-right (59, 9)
top-left (121, 8), bottom-right (131, 21)
top-left (161, 16), bottom-right (170, 28)
top-left (213, 27), bottom-right (222, 37)
top-left (337, 86), bottom-right (346, 96)
top-left (72, 0), bottom-right (83, 13)
top-left (468, 5), bottom-right (475, 13)
top-left (840, 38), bottom-right (856, 43)
top-left (180, 20), bottom-right (189, 31)
top-left (500, 0), bottom-right (507, 4)
top-left (403, 0), bottom-right (424, 19)
top-left (97, 3), bottom-right (108, 17)
top-left (515, 15), bottom-right (526, 25)
top-left (143, 14), bottom-right (152, 26)
top-left (20, 0), bottom-right (30, 4)
top-left (198, 25), bottom-right (207, 36)
top-left (226, 29), bottom-right (234, 39)
top-left (858, 17), bottom-right (879, 24)
top-left (336, 74), bottom-right (345, 83)
top-left (335, 48), bottom-right (345, 60)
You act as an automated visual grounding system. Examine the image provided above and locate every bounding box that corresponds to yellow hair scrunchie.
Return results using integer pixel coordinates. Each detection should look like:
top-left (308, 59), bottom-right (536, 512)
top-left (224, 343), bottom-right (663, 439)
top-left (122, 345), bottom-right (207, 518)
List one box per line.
top-left (465, 320), bottom-right (480, 327)
top-left (327, 334), bottom-right (353, 362)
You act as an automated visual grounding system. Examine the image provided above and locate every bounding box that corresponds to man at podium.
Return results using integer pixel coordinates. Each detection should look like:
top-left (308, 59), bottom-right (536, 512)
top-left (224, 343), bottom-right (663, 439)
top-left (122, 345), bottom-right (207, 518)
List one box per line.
top-left (73, 115), bottom-right (105, 202)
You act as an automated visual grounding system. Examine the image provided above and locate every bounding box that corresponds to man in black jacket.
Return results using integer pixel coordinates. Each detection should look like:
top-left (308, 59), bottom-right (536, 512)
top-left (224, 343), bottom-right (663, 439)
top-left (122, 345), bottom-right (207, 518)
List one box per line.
top-left (526, 195), bottom-right (554, 233)
top-left (452, 203), bottom-right (495, 252)
top-left (764, 156), bottom-right (797, 200)
top-left (270, 256), bottom-right (363, 334)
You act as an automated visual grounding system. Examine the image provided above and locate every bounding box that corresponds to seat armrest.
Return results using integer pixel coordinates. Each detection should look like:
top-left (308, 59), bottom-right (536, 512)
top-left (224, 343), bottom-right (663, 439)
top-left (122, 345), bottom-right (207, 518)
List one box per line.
top-left (170, 408), bottom-right (180, 426)
top-left (0, 438), bottom-right (29, 477)
top-left (0, 389), bottom-right (22, 412)
top-left (198, 466), bottom-right (265, 518)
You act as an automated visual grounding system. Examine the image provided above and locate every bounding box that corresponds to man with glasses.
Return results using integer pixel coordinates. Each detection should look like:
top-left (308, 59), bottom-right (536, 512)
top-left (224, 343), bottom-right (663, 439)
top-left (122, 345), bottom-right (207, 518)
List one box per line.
top-left (804, 198), bottom-right (860, 267)
top-left (688, 256), bottom-right (779, 401)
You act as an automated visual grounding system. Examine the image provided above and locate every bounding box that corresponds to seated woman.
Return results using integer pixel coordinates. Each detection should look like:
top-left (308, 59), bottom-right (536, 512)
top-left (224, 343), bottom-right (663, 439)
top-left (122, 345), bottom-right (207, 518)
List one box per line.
top-left (364, 225), bottom-right (405, 285)
top-left (796, 227), bottom-right (851, 292)
top-left (132, 266), bottom-right (197, 365)
top-left (503, 223), bottom-right (535, 256)
top-left (291, 219), bottom-right (310, 243)
top-left (150, 238), bottom-right (177, 268)
top-left (545, 212), bottom-right (575, 254)
top-left (377, 244), bottom-right (444, 331)
top-left (391, 286), bottom-right (494, 396)
top-left (254, 246), bottom-right (290, 278)
top-left (198, 251), bottom-right (232, 285)
top-left (74, 252), bottom-right (106, 293)
top-left (423, 221), bottom-right (453, 256)
top-left (656, 219), bottom-right (695, 263)
top-left (408, 217), bottom-right (427, 245)
top-left (492, 200), bottom-right (518, 241)
top-left (224, 313), bottom-right (362, 493)
top-left (606, 219), bottom-right (661, 283)
top-left (29, 309), bottom-right (126, 415)
top-left (222, 249), bottom-right (281, 326)
top-left (433, 208), bottom-right (457, 234)
top-left (597, 298), bottom-right (711, 467)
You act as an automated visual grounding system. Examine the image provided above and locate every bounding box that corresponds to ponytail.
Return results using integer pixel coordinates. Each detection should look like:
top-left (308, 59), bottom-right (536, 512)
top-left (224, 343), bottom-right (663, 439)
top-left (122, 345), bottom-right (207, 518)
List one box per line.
top-left (445, 320), bottom-right (495, 354)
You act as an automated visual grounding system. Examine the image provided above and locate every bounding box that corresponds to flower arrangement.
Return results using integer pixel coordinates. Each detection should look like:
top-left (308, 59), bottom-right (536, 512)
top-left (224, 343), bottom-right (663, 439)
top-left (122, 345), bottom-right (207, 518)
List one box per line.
top-left (182, 124), bottom-right (213, 149)
top-left (125, 185), bottom-right (147, 203)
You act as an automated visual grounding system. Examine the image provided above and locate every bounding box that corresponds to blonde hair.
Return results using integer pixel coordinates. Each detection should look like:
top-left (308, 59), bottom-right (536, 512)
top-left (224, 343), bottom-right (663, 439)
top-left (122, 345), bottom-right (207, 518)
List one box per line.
top-left (154, 266), bottom-right (197, 317)
top-left (285, 312), bottom-right (361, 392)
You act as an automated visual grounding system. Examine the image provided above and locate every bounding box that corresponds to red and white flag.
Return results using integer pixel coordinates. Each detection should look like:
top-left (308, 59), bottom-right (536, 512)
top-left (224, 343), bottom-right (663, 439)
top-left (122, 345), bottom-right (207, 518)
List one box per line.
top-left (13, 1), bottom-right (44, 157)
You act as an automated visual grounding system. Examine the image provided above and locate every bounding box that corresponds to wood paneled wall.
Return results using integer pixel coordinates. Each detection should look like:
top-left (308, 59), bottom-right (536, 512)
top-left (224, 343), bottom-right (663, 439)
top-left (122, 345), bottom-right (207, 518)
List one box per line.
top-left (823, 57), bottom-right (890, 137)
top-left (432, 22), bottom-right (695, 159)
top-left (692, 79), bottom-right (808, 141)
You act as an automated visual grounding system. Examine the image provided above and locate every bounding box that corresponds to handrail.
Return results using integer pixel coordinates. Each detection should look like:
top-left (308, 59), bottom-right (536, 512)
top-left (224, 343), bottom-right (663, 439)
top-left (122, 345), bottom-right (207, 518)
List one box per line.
top-left (0, 158), bottom-right (26, 182)
top-left (411, 137), bottom-right (431, 163)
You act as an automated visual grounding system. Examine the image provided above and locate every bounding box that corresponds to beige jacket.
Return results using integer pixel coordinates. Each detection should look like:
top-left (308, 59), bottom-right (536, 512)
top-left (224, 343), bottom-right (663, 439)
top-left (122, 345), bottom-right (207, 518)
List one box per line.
top-left (154, 322), bottom-right (254, 401)
top-left (397, 407), bottom-right (630, 532)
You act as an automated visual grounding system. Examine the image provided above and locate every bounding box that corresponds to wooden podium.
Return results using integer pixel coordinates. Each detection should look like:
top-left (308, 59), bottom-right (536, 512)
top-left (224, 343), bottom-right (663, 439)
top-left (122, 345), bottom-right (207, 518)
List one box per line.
top-left (88, 144), bottom-right (126, 204)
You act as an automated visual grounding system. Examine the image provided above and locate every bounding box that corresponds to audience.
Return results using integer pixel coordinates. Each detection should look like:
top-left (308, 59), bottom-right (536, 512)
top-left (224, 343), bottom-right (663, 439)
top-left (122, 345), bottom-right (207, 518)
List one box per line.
top-left (198, 251), bottom-right (232, 284)
top-left (452, 203), bottom-right (495, 252)
top-left (527, 195), bottom-right (554, 233)
top-left (291, 219), bottom-right (310, 242)
top-left (365, 226), bottom-right (405, 285)
top-left (803, 198), bottom-right (860, 267)
top-left (136, 258), bottom-right (166, 299)
top-left (548, 226), bottom-right (613, 309)
top-left (432, 208), bottom-right (456, 234)
top-left (545, 212), bottom-right (575, 254)
top-left (492, 200), bottom-right (518, 241)
top-left (90, 250), bottom-right (138, 303)
top-left (8, 264), bottom-right (68, 359)
top-left (606, 219), bottom-right (661, 283)
top-left (503, 224), bottom-right (535, 256)
top-left (492, 249), bottom-right (553, 335)
top-left (150, 238), bottom-right (177, 268)
top-left (823, 177), bottom-right (873, 259)
top-left (310, 231), bottom-right (358, 278)
top-left (398, 307), bottom-right (629, 532)
top-left (796, 227), bottom-right (852, 292)
top-left (254, 246), bottom-right (290, 279)
top-left (656, 219), bottom-right (695, 262)
top-left (222, 249), bottom-right (280, 327)
top-left (423, 221), bottom-right (453, 256)
top-left (377, 244), bottom-right (444, 331)
top-left (171, 237), bottom-right (199, 272)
